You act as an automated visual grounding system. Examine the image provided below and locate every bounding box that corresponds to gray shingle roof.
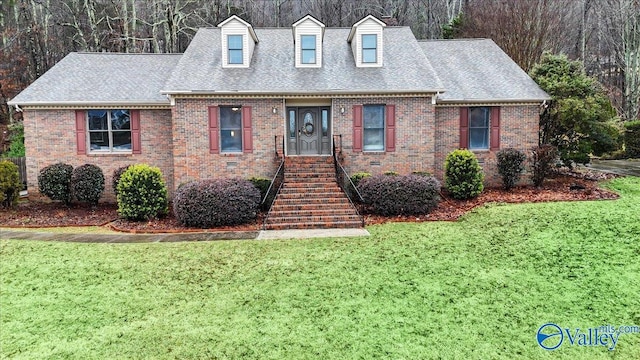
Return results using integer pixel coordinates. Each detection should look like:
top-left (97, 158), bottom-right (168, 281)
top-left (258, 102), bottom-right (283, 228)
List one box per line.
top-left (9, 53), bottom-right (181, 106)
top-left (419, 39), bottom-right (550, 102)
top-left (162, 27), bottom-right (445, 94)
top-left (9, 31), bottom-right (549, 106)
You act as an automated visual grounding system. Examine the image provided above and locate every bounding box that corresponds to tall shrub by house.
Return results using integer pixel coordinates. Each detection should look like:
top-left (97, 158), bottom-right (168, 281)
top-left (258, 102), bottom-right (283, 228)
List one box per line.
top-left (444, 149), bottom-right (484, 199)
top-left (0, 160), bottom-right (21, 208)
top-left (38, 163), bottom-right (73, 205)
top-left (173, 178), bottom-right (261, 228)
top-left (117, 164), bottom-right (168, 220)
top-left (531, 145), bottom-right (559, 187)
top-left (71, 164), bottom-right (105, 205)
top-left (496, 148), bottom-right (527, 190)
top-left (625, 121), bottom-right (640, 158)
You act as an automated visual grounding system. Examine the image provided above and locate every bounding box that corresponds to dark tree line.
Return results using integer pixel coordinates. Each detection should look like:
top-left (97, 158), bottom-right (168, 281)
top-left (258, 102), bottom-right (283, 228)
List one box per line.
top-left (1, 0), bottom-right (638, 126)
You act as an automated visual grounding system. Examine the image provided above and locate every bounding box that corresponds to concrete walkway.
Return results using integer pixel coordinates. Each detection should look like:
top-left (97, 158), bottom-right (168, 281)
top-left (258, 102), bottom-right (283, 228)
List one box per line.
top-left (587, 159), bottom-right (640, 177)
top-left (0, 228), bottom-right (370, 243)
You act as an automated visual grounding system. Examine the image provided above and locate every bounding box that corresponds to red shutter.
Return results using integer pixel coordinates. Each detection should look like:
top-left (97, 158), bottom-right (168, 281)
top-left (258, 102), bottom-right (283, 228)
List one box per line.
top-left (75, 110), bottom-right (87, 155)
top-left (353, 105), bottom-right (363, 152)
top-left (490, 107), bottom-right (501, 151)
top-left (242, 106), bottom-right (253, 153)
top-left (459, 107), bottom-right (469, 149)
top-left (208, 106), bottom-right (219, 154)
top-left (131, 110), bottom-right (141, 154)
top-left (385, 104), bottom-right (396, 152)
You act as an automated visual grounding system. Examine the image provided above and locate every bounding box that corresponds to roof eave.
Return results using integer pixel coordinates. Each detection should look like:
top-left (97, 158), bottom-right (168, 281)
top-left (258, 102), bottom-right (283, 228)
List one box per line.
top-left (161, 89), bottom-right (446, 96)
top-left (7, 100), bottom-right (171, 107)
top-left (437, 97), bottom-right (551, 104)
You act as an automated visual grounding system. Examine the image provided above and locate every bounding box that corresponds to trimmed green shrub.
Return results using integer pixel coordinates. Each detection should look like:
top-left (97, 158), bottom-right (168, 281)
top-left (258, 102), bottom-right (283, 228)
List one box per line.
top-left (496, 148), bottom-right (527, 190)
top-left (117, 164), bottom-right (168, 221)
top-left (38, 163), bottom-right (73, 205)
top-left (531, 145), bottom-right (559, 187)
top-left (71, 164), bottom-right (104, 205)
top-left (112, 165), bottom-right (131, 196)
top-left (444, 149), bottom-right (484, 199)
top-left (0, 160), bottom-right (21, 208)
top-left (384, 170), bottom-right (399, 176)
top-left (412, 171), bottom-right (432, 177)
top-left (350, 172), bottom-right (371, 188)
top-left (173, 178), bottom-right (261, 228)
top-left (248, 176), bottom-right (270, 201)
top-left (624, 121), bottom-right (640, 158)
top-left (358, 174), bottom-right (441, 216)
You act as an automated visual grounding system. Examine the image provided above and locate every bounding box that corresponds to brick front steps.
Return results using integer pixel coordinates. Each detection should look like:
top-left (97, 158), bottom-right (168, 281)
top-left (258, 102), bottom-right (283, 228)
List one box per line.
top-left (264, 156), bottom-right (363, 230)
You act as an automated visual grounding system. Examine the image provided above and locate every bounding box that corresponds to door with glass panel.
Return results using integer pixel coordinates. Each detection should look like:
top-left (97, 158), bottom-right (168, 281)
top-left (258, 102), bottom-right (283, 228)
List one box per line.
top-left (286, 107), bottom-right (330, 155)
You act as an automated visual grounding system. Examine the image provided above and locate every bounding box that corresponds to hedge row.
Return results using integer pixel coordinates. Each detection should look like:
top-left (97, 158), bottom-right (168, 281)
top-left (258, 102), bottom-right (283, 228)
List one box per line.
top-left (358, 174), bottom-right (441, 216)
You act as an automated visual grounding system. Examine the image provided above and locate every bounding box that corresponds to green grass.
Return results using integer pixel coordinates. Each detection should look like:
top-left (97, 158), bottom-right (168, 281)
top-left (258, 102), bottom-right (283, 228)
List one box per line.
top-left (0, 226), bottom-right (118, 234)
top-left (1, 177), bottom-right (639, 359)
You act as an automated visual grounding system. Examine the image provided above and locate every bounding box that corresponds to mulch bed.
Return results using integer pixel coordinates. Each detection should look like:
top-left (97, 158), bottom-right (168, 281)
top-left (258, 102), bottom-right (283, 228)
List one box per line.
top-left (0, 171), bottom-right (620, 233)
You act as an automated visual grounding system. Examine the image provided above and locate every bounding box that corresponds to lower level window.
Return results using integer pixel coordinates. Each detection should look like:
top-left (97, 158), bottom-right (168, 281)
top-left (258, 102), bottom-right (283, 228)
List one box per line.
top-left (363, 105), bottom-right (385, 151)
top-left (220, 106), bottom-right (242, 152)
top-left (469, 107), bottom-right (489, 150)
top-left (88, 109), bottom-right (131, 152)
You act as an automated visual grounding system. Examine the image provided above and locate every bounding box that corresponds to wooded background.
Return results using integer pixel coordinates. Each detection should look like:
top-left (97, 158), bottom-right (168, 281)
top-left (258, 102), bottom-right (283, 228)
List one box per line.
top-left (1, 0), bottom-right (638, 126)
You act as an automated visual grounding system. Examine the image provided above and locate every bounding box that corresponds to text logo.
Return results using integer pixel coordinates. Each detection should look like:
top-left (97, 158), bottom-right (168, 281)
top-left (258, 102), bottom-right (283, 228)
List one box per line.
top-left (537, 323), bottom-right (564, 350)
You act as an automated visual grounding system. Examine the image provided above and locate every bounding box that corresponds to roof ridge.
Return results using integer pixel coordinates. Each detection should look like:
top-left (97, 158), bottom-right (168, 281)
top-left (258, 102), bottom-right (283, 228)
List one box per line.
top-left (73, 52), bottom-right (183, 56)
top-left (418, 38), bottom-right (490, 42)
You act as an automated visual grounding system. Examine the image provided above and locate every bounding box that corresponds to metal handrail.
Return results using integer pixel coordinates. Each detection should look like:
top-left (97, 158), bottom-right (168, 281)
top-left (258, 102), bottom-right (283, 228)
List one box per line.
top-left (261, 158), bottom-right (285, 210)
top-left (332, 135), bottom-right (365, 226)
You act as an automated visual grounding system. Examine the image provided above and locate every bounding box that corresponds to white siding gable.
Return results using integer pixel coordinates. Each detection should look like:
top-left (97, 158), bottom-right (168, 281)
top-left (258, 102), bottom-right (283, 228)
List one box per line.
top-left (218, 16), bottom-right (258, 68)
top-left (348, 15), bottom-right (385, 68)
top-left (292, 15), bottom-right (325, 68)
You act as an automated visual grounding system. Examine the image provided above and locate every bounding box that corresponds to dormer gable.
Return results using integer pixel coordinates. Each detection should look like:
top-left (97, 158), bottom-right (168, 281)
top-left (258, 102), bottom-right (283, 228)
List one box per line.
top-left (218, 15), bottom-right (258, 68)
top-left (292, 15), bottom-right (325, 68)
top-left (348, 15), bottom-right (386, 67)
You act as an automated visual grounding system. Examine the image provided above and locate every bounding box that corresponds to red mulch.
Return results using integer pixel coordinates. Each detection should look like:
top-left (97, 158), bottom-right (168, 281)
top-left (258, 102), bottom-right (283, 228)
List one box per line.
top-left (0, 171), bottom-right (620, 232)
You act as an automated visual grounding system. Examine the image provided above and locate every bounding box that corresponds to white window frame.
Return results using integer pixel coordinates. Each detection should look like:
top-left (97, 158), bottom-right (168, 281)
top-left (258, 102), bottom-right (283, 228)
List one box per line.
top-left (87, 109), bottom-right (132, 153)
top-left (227, 35), bottom-right (244, 65)
top-left (220, 106), bottom-right (243, 153)
top-left (469, 107), bottom-right (490, 150)
top-left (361, 34), bottom-right (378, 64)
top-left (363, 104), bottom-right (385, 152)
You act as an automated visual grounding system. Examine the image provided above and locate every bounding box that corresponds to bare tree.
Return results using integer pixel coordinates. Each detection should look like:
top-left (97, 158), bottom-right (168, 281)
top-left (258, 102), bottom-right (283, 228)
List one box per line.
top-left (457, 0), bottom-right (569, 71)
top-left (599, 0), bottom-right (640, 121)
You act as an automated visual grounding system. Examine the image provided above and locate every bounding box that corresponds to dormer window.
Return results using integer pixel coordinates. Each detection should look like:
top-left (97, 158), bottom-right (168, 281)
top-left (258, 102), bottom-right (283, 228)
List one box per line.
top-left (348, 15), bottom-right (385, 67)
top-left (362, 34), bottom-right (377, 63)
top-left (292, 15), bottom-right (325, 68)
top-left (218, 15), bottom-right (258, 68)
top-left (228, 35), bottom-right (244, 64)
top-left (301, 35), bottom-right (317, 64)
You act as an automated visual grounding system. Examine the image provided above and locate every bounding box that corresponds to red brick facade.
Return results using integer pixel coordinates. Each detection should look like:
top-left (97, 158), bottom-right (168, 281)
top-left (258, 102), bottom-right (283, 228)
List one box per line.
top-left (23, 108), bottom-right (174, 202)
top-left (434, 104), bottom-right (540, 185)
top-left (22, 99), bottom-right (540, 201)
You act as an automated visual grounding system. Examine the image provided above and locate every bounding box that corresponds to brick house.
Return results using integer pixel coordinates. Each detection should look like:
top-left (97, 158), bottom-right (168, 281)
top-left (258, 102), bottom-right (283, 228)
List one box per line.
top-left (9, 15), bottom-right (549, 227)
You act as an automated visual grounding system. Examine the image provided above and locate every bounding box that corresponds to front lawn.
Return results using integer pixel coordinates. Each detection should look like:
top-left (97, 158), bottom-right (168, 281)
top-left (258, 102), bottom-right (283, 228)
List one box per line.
top-left (1, 177), bottom-right (639, 359)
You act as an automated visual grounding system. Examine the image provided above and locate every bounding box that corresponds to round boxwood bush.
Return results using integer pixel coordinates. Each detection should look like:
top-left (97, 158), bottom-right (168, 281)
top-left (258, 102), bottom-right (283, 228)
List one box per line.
top-left (112, 165), bottom-right (131, 196)
top-left (71, 164), bottom-right (105, 205)
top-left (350, 172), bottom-right (371, 188)
top-left (173, 178), bottom-right (261, 228)
top-left (0, 160), bottom-right (21, 208)
top-left (248, 176), bottom-right (270, 200)
top-left (38, 163), bottom-right (73, 205)
top-left (496, 148), bottom-right (527, 190)
top-left (358, 174), bottom-right (441, 216)
top-left (444, 149), bottom-right (484, 199)
top-left (117, 164), bottom-right (168, 221)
